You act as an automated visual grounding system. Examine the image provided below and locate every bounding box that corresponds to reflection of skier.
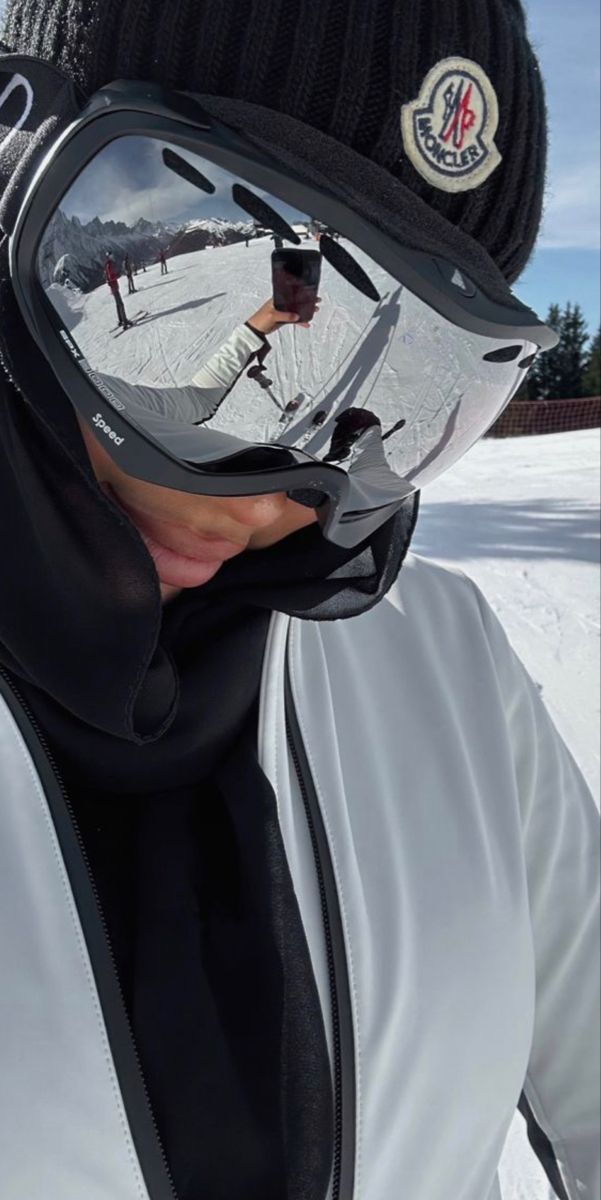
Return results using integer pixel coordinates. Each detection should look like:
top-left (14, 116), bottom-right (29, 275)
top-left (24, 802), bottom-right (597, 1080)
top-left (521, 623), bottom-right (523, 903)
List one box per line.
top-left (123, 254), bottom-right (137, 294)
top-left (308, 218), bottom-right (326, 241)
top-left (159, 249), bottom-right (169, 275)
top-left (105, 254), bottom-right (132, 330)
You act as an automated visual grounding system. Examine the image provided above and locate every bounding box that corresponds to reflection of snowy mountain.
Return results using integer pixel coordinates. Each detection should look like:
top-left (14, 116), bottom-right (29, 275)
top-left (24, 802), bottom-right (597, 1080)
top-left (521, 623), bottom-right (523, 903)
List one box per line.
top-left (45, 281), bottom-right (86, 330)
top-left (39, 209), bottom-right (279, 293)
top-left (53, 254), bottom-right (82, 286)
top-left (169, 217), bottom-right (255, 257)
top-left (38, 209), bottom-right (176, 292)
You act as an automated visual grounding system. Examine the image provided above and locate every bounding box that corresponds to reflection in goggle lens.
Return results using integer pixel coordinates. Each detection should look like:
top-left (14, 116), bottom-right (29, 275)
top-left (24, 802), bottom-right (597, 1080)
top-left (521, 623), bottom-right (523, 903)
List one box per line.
top-left (38, 136), bottom-right (534, 493)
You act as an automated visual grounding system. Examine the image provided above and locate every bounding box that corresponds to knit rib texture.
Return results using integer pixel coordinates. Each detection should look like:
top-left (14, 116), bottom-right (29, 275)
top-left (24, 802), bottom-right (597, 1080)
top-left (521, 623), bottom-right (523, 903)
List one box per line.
top-left (3, 0), bottom-right (547, 281)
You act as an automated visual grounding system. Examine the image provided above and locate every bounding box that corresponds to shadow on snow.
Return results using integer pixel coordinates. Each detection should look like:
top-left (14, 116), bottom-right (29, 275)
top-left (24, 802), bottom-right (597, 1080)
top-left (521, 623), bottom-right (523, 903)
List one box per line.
top-left (414, 498), bottom-right (601, 564)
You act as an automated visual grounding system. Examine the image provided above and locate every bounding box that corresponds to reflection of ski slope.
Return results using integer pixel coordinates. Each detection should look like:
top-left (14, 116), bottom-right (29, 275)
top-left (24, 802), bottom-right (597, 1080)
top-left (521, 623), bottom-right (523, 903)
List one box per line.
top-left (60, 236), bottom-right (522, 482)
top-left (66, 237), bottom-right (409, 452)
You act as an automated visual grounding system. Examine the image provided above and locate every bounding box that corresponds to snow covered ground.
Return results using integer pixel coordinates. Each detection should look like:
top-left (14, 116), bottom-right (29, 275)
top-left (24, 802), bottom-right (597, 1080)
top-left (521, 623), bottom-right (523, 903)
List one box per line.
top-left (415, 429), bottom-right (600, 802)
top-left (415, 428), bottom-right (600, 1200)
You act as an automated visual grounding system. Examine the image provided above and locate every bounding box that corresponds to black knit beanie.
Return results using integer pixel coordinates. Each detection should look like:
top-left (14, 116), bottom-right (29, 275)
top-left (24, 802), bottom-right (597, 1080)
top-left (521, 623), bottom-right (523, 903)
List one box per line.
top-left (2, 0), bottom-right (546, 284)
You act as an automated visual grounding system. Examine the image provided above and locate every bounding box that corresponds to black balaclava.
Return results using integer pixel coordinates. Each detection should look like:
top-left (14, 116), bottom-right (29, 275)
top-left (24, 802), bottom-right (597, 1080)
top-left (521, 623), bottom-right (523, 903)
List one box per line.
top-left (0, 248), bottom-right (417, 1194)
top-left (0, 260), bottom-right (418, 1197)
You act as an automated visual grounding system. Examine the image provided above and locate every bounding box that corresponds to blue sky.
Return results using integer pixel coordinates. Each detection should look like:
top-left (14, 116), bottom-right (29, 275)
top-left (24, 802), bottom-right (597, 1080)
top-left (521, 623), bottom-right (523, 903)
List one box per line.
top-left (2, 0), bottom-right (599, 336)
top-left (515, 0), bottom-right (600, 336)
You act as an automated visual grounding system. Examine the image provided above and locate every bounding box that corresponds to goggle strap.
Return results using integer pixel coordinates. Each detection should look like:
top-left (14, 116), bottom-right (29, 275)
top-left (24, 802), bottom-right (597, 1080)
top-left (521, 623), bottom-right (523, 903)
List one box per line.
top-left (0, 53), bottom-right (83, 236)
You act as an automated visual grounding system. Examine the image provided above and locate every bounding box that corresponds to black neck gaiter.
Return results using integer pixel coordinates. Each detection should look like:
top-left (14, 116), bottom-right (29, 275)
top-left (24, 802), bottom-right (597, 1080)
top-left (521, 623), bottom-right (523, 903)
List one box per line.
top-left (0, 319), bottom-right (418, 792)
top-left (3, 513), bottom-right (417, 792)
top-left (0, 277), bottom-right (419, 1200)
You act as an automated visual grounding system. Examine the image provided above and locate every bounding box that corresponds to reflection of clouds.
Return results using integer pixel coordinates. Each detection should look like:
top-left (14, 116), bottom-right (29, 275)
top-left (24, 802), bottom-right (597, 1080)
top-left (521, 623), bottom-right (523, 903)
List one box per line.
top-left (61, 137), bottom-right (309, 229)
top-left (63, 153), bottom-right (238, 227)
top-left (538, 164), bottom-right (600, 251)
top-left (103, 174), bottom-right (218, 227)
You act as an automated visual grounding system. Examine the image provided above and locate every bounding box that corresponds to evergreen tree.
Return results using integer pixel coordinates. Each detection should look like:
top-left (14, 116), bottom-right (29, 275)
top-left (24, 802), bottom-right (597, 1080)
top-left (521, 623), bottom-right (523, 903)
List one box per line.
top-left (558, 302), bottom-right (589, 398)
top-left (528, 303), bottom-right (563, 400)
top-left (527, 303), bottom-right (592, 399)
top-left (582, 328), bottom-right (601, 396)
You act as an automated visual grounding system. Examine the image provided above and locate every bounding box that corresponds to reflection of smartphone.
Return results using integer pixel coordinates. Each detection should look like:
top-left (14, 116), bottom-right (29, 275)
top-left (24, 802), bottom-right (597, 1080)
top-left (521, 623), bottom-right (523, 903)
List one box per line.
top-left (272, 250), bottom-right (322, 322)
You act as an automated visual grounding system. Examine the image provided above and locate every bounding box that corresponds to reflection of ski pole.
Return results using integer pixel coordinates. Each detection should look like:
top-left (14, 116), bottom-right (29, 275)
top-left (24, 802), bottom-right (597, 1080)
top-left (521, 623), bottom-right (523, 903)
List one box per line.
top-left (383, 417), bottom-right (406, 441)
top-left (265, 387), bottom-right (286, 413)
top-left (246, 363), bottom-right (285, 412)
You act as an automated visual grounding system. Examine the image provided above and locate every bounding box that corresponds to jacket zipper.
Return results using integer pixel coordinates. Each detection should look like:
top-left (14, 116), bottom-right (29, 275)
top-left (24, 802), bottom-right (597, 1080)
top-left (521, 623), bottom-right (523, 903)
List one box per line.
top-left (1, 654), bottom-right (356, 1198)
top-left (284, 659), bottom-right (356, 1200)
top-left (0, 666), bottom-right (178, 1200)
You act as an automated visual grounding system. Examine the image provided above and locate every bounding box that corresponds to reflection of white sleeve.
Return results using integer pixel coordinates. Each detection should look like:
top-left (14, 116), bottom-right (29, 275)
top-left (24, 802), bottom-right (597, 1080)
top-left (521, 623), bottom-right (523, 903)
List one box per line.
top-left (95, 324), bottom-right (265, 425)
top-left (190, 323), bottom-right (265, 392)
top-left (473, 585), bottom-right (600, 1200)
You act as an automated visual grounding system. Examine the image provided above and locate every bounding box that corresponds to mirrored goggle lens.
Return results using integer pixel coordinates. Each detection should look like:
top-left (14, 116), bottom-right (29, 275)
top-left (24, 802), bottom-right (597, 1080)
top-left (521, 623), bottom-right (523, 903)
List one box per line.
top-left (37, 135), bottom-right (537, 495)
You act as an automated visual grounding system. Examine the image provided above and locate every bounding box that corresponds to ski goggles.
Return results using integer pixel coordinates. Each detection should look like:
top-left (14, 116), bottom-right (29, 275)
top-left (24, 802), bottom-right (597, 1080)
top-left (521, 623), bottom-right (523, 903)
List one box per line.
top-left (1, 53), bottom-right (558, 547)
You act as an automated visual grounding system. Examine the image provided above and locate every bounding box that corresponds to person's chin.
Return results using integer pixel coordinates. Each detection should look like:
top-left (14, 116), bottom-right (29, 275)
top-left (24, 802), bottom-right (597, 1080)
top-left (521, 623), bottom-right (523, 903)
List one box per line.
top-left (142, 531), bottom-right (228, 591)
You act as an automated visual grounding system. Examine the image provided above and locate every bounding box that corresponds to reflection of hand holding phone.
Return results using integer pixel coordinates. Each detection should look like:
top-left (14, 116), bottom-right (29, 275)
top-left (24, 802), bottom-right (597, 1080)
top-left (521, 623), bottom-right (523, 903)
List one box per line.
top-left (272, 250), bottom-right (322, 323)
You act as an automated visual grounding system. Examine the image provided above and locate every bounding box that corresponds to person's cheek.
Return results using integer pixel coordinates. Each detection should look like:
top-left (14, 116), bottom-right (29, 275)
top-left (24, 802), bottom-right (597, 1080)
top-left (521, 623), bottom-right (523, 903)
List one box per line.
top-left (248, 500), bottom-right (318, 549)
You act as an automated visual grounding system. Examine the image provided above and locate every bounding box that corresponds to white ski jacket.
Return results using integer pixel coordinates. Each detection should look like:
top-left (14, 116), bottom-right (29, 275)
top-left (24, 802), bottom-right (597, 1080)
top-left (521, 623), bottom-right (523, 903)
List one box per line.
top-left (0, 553), bottom-right (599, 1200)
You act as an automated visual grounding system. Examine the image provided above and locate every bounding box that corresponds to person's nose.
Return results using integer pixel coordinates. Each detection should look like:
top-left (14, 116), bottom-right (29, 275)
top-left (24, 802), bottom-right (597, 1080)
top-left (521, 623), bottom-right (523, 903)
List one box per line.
top-left (219, 492), bottom-right (289, 531)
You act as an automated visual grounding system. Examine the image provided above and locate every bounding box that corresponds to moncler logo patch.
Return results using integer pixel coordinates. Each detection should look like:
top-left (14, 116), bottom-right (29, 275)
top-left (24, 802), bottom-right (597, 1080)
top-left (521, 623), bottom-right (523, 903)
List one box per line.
top-left (0, 72), bottom-right (34, 153)
top-left (401, 58), bottom-right (502, 193)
